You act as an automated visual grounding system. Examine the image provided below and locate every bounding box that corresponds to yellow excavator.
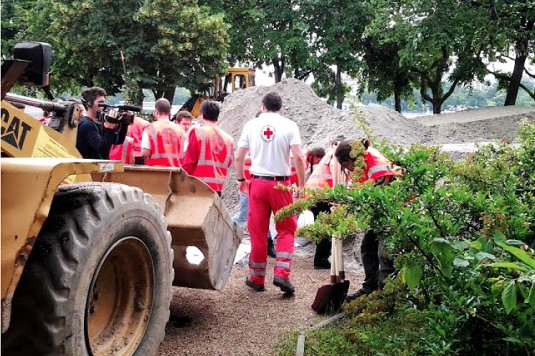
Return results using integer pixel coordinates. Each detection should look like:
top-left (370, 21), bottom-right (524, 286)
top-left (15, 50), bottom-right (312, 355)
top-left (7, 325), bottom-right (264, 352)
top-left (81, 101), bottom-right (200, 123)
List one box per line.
top-left (1, 42), bottom-right (241, 355)
top-left (179, 67), bottom-right (255, 117)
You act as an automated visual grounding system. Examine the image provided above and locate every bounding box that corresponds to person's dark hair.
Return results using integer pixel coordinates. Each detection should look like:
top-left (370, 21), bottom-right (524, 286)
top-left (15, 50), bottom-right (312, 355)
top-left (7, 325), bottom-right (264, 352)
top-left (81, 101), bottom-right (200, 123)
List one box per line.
top-left (360, 137), bottom-right (371, 149)
top-left (334, 140), bottom-right (354, 165)
top-left (155, 98), bottom-right (171, 115)
top-left (262, 91), bottom-right (282, 112)
top-left (201, 100), bottom-right (220, 121)
top-left (307, 147), bottom-right (326, 175)
top-left (174, 110), bottom-right (193, 123)
top-left (81, 87), bottom-right (106, 109)
top-left (308, 147), bottom-right (326, 159)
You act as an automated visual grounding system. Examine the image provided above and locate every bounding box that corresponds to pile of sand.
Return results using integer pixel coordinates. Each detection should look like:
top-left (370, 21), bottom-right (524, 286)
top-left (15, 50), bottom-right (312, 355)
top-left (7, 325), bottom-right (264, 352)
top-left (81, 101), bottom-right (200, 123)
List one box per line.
top-left (219, 79), bottom-right (429, 149)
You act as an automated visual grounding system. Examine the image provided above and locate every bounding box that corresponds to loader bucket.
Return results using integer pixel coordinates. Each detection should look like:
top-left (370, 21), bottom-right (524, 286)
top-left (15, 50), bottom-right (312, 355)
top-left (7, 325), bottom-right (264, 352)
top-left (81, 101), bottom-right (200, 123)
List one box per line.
top-left (93, 166), bottom-right (242, 291)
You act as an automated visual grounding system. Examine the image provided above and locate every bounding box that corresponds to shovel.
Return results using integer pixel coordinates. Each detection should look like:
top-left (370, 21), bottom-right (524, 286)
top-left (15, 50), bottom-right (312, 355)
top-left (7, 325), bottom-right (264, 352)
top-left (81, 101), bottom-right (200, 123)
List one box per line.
top-left (311, 236), bottom-right (349, 314)
top-left (331, 234), bottom-right (350, 305)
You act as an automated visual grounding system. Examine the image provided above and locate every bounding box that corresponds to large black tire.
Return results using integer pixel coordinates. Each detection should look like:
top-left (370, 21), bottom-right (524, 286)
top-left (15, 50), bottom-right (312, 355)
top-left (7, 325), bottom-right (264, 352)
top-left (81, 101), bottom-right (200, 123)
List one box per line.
top-left (2, 183), bottom-right (174, 355)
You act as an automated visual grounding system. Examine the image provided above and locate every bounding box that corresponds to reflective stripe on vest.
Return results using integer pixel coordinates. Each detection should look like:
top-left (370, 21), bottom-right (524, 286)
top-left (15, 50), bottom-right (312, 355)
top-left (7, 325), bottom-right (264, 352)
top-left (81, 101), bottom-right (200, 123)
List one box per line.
top-left (109, 137), bottom-right (133, 164)
top-left (368, 164), bottom-right (394, 178)
top-left (365, 147), bottom-right (401, 181)
top-left (197, 128), bottom-right (233, 168)
top-left (146, 121), bottom-right (183, 167)
top-left (191, 126), bottom-right (234, 192)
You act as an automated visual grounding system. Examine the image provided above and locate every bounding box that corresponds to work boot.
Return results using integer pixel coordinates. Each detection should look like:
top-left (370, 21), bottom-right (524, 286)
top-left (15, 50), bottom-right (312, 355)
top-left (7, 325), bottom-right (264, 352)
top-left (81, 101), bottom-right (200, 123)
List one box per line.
top-left (273, 276), bottom-right (295, 294)
top-left (267, 237), bottom-right (276, 258)
top-left (313, 260), bottom-right (331, 270)
top-left (245, 277), bottom-right (265, 292)
top-left (345, 288), bottom-right (372, 302)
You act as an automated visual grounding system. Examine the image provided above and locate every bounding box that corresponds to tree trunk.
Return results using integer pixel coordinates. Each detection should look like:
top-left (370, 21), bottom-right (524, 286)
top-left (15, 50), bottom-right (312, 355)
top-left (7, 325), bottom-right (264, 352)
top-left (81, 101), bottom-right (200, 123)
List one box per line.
top-left (432, 97), bottom-right (442, 114)
top-left (393, 85), bottom-right (402, 113)
top-left (504, 50), bottom-right (528, 106)
top-left (273, 59), bottom-right (284, 82)
top-left (153, 85), bottom-right (176, 105)
top-left (163, 87), bottom-right (175, 105)
top-left (335, 65), bottom-right (344, 109)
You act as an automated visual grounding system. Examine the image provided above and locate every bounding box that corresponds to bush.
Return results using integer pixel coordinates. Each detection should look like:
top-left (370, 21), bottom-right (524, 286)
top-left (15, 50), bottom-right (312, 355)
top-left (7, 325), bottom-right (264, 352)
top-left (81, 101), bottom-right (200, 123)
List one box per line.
top-left (277, 120), bottom-right (535, 354)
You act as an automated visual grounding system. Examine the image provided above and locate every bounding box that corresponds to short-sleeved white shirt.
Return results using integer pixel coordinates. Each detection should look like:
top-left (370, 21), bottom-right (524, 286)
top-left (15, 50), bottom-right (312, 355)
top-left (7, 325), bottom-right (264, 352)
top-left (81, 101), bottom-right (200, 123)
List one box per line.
top-left (237, 112), bottom-right (302, 176)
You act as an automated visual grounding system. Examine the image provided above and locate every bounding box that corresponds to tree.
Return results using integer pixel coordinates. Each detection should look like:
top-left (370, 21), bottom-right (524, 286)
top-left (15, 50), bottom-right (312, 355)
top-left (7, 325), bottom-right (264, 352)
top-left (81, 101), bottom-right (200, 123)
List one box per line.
top-left (136, 0), bottom-right (230, 102)
top-left (8, 0), bottom-right (229, 104)
top-left (302, 0), bottom-right (368, 109)
top-left (358, 35), bottom-right (417, 113)
top-left (367, 0), bottom-right (489, 114)
top-left (217, 0), bottom-right (313, 82)
top-left (480, 1), bottom-right (535, 105)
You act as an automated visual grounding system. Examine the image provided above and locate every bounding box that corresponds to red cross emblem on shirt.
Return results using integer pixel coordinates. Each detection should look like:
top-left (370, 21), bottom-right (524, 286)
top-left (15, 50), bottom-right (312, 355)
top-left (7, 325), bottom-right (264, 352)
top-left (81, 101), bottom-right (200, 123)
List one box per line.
top-left (261, 125), bottom-right (275, 142)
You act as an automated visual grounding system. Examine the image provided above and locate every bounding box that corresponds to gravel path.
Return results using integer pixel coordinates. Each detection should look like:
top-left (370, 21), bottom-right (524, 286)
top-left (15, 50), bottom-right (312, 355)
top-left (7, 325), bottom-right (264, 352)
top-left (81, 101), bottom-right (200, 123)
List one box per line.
top-left (158, 240), bottom-right (363, 356)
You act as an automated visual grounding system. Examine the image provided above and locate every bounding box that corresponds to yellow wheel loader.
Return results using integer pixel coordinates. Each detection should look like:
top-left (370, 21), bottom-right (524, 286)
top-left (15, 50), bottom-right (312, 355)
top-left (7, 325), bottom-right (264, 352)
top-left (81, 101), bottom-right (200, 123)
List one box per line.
top-left (1, 42), bottom-right (241, 355)
top-left (179, 67), bottom-right (255, 117)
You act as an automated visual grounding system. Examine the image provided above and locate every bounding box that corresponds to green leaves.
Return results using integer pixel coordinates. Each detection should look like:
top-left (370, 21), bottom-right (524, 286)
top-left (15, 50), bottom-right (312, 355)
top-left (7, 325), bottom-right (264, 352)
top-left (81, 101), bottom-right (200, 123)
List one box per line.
top-left (278, 123), bottom-right (535, 351)
top-left (430, 238), bottom-right (455, 278)
top-left (490, 262), bottom-right (528, 272)
top-left (401, 263), bottom-right (423, 290)
top-left (502, 281), bottom-right (518, 314)
top-left (7, 0), bottom-right (230, 100)
top-left (496, 241), bottom-right (535, 269)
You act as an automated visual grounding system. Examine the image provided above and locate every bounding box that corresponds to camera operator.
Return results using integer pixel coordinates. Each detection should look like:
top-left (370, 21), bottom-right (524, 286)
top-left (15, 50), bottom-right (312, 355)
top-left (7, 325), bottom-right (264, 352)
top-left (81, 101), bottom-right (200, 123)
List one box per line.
top-left (76, 87), bottom-right (118, 159)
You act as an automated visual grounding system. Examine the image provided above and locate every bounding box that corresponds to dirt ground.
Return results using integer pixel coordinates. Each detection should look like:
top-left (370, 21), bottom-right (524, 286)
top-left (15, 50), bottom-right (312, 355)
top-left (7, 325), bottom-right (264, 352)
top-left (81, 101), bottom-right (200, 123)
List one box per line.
top-left (158, 239), bottom-right (363, 356)
top-left (157, 80), bottom-right (534, 355)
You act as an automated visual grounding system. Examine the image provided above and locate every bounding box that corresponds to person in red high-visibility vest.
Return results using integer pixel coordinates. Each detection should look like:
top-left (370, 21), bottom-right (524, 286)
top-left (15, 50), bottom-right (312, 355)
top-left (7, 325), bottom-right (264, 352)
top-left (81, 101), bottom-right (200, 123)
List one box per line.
top-left (335, 138), bottom-right (403, 301)
top-left (182, 100), bottom-right (234, 195)
top-left (127, 116), bottom-right (150, 164)
top-left (141, 98), bottom-right (186, 168)
top-left (109, 136), bottom-right (135, 164)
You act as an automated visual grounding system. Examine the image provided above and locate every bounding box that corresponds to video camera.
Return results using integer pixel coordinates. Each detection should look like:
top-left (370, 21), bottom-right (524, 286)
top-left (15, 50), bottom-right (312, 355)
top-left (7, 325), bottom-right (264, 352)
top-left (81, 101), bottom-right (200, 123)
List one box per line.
top-left (96, 103), bottom-right (141, 126)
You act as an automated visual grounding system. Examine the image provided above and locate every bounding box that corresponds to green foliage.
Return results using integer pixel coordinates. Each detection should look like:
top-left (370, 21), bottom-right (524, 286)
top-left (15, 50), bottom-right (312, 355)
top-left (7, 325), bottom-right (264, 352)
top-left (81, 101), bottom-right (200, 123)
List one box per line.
top-left (277, 121), bottom-right (535, 353)
top-left (218, 0), bottom-right (313, 82)
top-left (2, 0), bottom-right (229, 103)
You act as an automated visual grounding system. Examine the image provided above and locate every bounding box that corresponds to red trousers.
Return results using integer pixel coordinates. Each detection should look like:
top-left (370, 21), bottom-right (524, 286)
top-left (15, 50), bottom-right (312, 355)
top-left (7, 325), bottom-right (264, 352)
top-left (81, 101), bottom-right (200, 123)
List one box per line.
top-left (247, 178), bottom-right (297, 284)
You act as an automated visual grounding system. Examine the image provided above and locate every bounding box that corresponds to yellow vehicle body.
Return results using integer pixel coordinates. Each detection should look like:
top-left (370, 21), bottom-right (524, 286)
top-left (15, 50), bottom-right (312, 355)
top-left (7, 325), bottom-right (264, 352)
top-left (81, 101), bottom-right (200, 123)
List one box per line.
top-left (1, 54), bottom-right (241, 354)
top-left (183, 67), bottom-right (256, 117)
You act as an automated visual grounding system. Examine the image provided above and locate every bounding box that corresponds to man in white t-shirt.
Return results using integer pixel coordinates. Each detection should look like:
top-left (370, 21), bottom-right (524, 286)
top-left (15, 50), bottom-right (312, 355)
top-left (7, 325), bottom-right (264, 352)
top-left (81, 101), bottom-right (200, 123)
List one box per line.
top-left (235, 91), bottom-right (306, 294)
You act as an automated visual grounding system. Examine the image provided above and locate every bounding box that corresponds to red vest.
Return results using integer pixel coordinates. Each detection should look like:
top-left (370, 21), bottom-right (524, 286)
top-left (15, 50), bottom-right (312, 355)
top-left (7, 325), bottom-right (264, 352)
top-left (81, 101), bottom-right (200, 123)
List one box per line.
top-left (109, 136), bottom-right (134, 164)
top-left (191, 126), bottom-right (234, 192)
top-left (305, 151), bottom-right (334, 190)
top-left (127, 116), bottom-right (150, 158)
top-left (360, 147), bottom-right (402, 183)
top-left (145, 120), bottom-right (185, 167)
